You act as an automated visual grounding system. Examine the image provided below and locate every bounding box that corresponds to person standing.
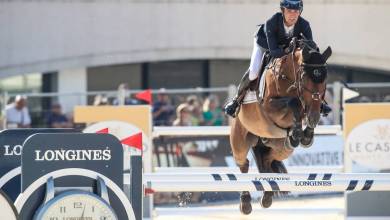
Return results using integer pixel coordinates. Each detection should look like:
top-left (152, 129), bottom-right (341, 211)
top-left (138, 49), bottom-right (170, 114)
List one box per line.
top-left (5, 95), bottom-right (31, 128)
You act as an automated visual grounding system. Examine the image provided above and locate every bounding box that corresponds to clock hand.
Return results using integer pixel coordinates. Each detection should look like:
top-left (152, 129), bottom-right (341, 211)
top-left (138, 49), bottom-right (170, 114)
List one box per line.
top-left (81, 204), bottom-right (86, 218)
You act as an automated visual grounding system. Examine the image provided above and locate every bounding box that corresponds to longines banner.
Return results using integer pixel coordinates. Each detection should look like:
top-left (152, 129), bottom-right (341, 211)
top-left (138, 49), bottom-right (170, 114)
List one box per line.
top-left (344, 103), bottom-right (390, 172)
top-left (0, 129), bottom-right (75, 201)
top-left (19, 133), bottom-right (129, 220)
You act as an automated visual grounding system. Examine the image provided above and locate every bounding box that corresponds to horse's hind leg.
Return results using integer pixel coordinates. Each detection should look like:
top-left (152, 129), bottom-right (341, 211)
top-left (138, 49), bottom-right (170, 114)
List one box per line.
top-left (252, 141), bottom-right (274, 208)
top-left (254, 139), bottom-right (294, 208)
top-left (230, 118), bottom-right (256, 215)
top-left (238, 160), bottom-right (252, 215)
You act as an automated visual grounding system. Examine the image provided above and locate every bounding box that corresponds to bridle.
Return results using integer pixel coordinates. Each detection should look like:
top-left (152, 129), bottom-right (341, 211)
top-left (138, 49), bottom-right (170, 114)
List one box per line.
top-left (286, 41), bottom-right (328, 115)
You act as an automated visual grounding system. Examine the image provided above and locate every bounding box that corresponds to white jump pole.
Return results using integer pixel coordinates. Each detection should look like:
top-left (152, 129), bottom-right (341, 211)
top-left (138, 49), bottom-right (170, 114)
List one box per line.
top-left (154, 207), bottom-right (344, 216)
top-left (154, 166), bottom-right (344, 174)
top-left (146, 179), bottom-right (390, 192)
top-left (143, 173), bottom-right (390, 182)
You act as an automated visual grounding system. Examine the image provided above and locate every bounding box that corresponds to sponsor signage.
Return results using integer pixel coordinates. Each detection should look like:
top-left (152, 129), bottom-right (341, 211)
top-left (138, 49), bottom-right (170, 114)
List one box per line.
top-left (0, 129), bottom-right (75, 201)
top-left (294, 181), bottom-right (332, 187)
top-left (21, 133), bottom-right (123, 190)
top-left (346, 119), bottom-right (390, 170)
top-left (285, 135), bottom-right (344, 167)
top-left (19, 133), bottom-right (128, 220)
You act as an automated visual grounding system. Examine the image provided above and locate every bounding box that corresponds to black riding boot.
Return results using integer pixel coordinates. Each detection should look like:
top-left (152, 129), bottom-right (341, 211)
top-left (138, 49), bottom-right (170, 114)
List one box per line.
top-left (224, 70), bottom-right (252, 118)
top-left (320, 103), bottom-right (332, 116)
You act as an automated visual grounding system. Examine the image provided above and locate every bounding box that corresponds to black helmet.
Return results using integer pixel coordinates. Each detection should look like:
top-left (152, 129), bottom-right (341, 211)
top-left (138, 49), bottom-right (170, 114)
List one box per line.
top-left (280, 0), bottom-right (303, 11)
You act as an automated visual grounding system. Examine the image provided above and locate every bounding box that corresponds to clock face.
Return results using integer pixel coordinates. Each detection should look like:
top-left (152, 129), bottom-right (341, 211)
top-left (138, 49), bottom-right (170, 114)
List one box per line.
top-left (0, 190), bottom-right (18, 220)
top-left (34, 191), bottom-right (118, 220)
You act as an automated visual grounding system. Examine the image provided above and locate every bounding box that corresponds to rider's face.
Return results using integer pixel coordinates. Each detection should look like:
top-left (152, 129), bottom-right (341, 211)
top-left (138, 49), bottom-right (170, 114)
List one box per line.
top-left (283, 8), bottom-right (300, 26)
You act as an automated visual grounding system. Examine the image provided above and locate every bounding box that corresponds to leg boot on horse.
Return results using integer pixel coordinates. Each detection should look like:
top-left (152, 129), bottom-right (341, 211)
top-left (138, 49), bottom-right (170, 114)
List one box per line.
top-left (238, 159), bottom-right (252, 215)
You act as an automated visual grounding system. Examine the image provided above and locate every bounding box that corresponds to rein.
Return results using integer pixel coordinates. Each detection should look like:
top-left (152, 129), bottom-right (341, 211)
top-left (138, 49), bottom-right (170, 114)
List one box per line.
top-left (282, 47), bottom-right (327, 114)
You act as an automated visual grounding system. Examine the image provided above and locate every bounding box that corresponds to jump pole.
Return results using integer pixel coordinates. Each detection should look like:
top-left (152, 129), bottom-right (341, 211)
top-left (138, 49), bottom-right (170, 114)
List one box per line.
top-left (146, 179), bottom-right (390, 193)
top-left (142, 173), bottom-right (390, 182)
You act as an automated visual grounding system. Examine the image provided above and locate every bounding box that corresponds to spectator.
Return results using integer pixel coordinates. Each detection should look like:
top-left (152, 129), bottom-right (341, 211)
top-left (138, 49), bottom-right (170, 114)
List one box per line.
top-left (46, 103), bottom-right (73, 128)
top-left (359, 96), bottom-right (372, 103)
top-left (202, 95), bottom-right (225, 126)
top-left (5, 95), bottom-right (31, 128)
top-left (113, 83), bottom-right (141, 105)
top-left (153, 89), bottom-right (174, 126)
top-left (383, 95), bottom-right (390, 102)
top-left (186, 95), bottom-right (204, 126)
top-left (93, 94), bottom-right (109, 106)
top-left (173, 103), bottom-right (192, 126)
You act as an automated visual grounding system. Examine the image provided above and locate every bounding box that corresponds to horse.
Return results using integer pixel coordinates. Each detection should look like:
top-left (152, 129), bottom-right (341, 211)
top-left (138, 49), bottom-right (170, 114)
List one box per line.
top-left (230, 39), bottom-right (332, 214)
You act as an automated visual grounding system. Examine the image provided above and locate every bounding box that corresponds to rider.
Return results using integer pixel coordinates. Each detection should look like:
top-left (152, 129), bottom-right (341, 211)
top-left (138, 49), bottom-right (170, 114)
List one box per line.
top-left (224, 0), bottom-right (331, 117)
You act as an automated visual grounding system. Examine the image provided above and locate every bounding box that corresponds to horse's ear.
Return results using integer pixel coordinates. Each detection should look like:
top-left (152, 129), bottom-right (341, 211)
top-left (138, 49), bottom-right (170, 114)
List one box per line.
top-left (322, 46), bottom-right (332, 62)
top-left (302, 47), bottom-right (311, 61)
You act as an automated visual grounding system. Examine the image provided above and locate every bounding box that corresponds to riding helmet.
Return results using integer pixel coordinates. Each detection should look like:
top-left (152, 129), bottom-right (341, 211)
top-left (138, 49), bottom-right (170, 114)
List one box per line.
top-left (280, 0), bottom-right (303, 12)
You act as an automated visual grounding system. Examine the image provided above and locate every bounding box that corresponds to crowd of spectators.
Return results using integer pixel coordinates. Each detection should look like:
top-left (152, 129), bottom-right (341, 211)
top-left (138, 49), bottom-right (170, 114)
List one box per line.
top-left (89, 84), bottom-right (228, 126)
top-left (153, 92), bottom-right (227, 127)
top-left (3, 83), bottom-right (390, 129)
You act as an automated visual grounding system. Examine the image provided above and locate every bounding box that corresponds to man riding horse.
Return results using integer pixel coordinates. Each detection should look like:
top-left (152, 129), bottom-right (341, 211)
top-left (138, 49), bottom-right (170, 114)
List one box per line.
top-left (225, 0), bottom-right (333, 214)
top-left (224, 0), bottom-right (331, 118)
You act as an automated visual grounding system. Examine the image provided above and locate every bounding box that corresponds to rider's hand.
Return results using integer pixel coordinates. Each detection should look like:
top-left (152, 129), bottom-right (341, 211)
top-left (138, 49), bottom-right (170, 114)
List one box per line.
top-left (285, 37), bottom-right (297, 54)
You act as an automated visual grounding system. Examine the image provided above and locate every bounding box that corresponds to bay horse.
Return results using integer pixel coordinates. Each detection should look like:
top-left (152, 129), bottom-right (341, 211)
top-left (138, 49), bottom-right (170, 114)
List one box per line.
top-left (230, 39), bottom-right (332, 214)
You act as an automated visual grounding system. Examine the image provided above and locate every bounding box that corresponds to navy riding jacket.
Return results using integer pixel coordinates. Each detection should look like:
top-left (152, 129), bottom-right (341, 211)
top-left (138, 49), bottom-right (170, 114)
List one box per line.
top-left (256, 12), bottom-right (313, 58)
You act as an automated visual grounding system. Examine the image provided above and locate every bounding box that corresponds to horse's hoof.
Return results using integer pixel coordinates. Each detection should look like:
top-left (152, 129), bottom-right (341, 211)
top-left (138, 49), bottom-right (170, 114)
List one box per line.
top-left (260, 192), bottom-right (273, 208)
top-left (240, 201), bottom-right (252, 215)
top-left (288, 136), bottom-right (300, 148)
top-left (240, 192), bottom-right (252, 215)
top-left (300, 127), bottom-right (314, 148)
top-left (300, 136), bottom-right (314, 148)
top-left (292, 128), bottom-right (303, 140)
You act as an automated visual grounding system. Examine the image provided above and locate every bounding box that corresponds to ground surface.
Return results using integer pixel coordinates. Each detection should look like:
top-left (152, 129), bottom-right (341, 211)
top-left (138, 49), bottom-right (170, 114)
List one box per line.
top-left (154, 194), bottom-right (345, 220)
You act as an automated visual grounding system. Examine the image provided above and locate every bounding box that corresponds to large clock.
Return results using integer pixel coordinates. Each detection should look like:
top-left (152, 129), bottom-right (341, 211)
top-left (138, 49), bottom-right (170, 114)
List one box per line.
top-left (33, 190), bottom-right (117, 220)
top-left (0, 190), bottom-right (18, 220)
top-left (15, 168), bottom-right (136, 220)
top-left (33, 176), bottom-right (118, 220)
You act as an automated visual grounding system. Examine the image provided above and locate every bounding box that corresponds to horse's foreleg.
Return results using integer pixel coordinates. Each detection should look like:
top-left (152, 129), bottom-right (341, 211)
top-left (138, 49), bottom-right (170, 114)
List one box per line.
top-left (230, 118), bottom-right (253, 215)
top-left (287, 98), bottom-right (303, 147)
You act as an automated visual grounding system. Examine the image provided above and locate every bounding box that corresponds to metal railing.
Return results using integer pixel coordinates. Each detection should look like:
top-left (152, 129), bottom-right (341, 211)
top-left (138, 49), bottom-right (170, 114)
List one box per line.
top-left (1, 82), bottom-right (389, 128)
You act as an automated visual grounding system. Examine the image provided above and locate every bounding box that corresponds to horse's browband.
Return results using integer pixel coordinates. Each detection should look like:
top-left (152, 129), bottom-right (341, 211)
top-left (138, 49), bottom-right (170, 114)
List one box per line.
top-left (301, 63), bottom-right (327, 68)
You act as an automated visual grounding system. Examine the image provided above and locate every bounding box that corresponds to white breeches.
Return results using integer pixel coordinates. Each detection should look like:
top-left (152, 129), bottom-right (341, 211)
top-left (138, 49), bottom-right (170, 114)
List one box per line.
top-left (248, 38), bottom-right (265, 81)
